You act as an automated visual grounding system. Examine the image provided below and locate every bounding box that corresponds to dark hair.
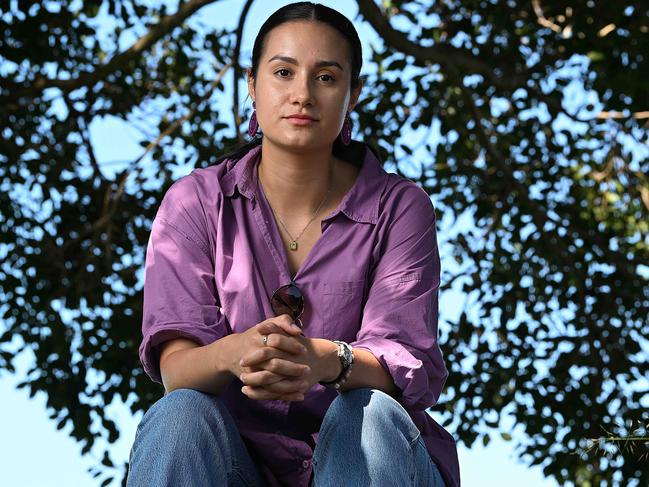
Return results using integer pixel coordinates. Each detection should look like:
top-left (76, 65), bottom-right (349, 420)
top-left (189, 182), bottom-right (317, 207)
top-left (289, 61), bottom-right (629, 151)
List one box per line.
top-left (214, 2), bottom-right (368, 165)
top-left (250, 2), bottom-right (362, 91)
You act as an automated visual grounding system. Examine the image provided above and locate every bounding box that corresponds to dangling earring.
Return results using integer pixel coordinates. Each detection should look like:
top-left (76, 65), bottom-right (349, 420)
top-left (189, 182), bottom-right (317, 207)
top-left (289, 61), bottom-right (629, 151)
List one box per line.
top-left (340, 113), bottom-right (352, 146)
top-left (248, 101), bottom-right (259, 137)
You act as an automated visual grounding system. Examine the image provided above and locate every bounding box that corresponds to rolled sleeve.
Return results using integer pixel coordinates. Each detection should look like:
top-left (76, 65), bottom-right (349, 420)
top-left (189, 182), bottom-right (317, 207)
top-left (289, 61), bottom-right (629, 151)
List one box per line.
top-left (351, 182), bottom-right (448, 409)
top-left (139, 177), bottom-right (229, 384)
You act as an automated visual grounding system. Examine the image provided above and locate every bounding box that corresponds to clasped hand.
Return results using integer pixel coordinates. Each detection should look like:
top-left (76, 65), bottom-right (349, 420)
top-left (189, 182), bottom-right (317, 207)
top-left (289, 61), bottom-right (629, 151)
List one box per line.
top-left (234, 314), bottom-right (328, 401)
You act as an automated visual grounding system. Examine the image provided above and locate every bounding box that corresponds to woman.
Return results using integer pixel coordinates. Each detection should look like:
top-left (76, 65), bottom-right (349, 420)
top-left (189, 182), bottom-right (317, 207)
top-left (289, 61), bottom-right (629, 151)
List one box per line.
top-left (127, 2), bottom-right (460, 486)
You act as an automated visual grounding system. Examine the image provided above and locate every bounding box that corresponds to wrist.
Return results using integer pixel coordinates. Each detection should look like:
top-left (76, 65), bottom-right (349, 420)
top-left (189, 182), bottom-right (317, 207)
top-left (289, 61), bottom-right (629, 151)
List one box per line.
top-left (313, 338), bottom-right (343, 383)
top-left (216, 333), bottom-right (242, 377)
top-left (318, 340), bottom-right (354, 390)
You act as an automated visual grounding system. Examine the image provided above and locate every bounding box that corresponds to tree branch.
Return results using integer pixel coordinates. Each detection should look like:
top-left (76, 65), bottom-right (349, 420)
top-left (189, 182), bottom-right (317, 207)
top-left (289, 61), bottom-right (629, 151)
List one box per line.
top-left (454, 79), bottom-right (572, 258)
top-left (233, 0), bottom-right (256, 144)
top-left (531, 0), bottom-right (562, 34)
top-left (1, 0), bottom-right (222, 100)
top-left (355, 0), bottom-right (526, 91)
top-left (74, 111), bottom-right (108, 185)
top-left (61, 62), bottom-right (231, 253)
top-left (596, 110), bottom-right (649, 120)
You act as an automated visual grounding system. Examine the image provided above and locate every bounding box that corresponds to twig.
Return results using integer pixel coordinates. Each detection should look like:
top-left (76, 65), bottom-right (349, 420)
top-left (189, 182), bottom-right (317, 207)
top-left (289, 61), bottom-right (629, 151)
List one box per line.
top-left (1, 0), bottom-right (222, 100)
top-left (532, 0), bottom-right (562, 33)
top-left (61, 62), bottom-right (231, 252)
top-left (596, 110), bottom-right (649, 120)
top-left (232, 0), bottom-right (255, 143)
top-left (355, 0), bottom-right (527, 91)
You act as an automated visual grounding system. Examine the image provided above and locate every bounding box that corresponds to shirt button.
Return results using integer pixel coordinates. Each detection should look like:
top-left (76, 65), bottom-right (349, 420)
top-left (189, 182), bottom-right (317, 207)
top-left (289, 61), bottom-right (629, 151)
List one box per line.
top-left (302, 459), bottom-right (310, 469)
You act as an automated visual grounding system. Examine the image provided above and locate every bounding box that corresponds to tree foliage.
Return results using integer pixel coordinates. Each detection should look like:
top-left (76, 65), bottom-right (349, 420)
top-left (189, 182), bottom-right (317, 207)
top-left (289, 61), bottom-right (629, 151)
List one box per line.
top-left (1, 1), bottom-right (647, 485)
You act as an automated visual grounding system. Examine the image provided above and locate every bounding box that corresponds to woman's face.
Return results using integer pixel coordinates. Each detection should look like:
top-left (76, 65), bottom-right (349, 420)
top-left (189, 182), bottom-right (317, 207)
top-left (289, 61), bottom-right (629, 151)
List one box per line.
top-left (248, 20), bottom-right (361, 152)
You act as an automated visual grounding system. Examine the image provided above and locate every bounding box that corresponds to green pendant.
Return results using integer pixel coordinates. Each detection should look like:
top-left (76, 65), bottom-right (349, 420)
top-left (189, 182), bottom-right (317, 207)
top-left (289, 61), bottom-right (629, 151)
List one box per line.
top-left (289, 241), bottom-right (298, 251)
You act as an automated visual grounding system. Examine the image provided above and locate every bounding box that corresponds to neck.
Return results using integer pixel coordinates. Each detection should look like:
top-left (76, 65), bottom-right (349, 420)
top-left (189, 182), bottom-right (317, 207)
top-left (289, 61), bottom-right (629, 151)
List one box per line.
top-left (257, 139), bottom-right (336, 217)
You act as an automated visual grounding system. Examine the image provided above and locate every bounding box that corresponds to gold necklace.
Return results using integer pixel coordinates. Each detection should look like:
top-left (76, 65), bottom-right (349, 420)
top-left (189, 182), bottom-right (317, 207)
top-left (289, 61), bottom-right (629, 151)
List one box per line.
top-left (261, 169), bottom-right (333, 251)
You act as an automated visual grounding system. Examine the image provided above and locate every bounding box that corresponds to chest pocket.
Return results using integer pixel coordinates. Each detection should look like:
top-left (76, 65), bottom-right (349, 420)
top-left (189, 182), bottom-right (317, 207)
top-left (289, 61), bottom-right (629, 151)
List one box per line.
top-left (321, 280), bottom-right (366, 341)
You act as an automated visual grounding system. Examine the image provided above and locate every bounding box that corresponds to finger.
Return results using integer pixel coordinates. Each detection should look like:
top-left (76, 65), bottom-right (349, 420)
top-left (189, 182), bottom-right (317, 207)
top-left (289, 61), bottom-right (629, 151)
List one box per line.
top-left (240, 365), bottom-right (306, 383)
top-left (241, 380), bottom-right (309, 399)
top-left (241, 384), bottom-right (307, 401)
top-left (240, 347), bottom-right (273, 367)
top-left (240, 384), bottom-right (305, 402)
top-left (265, 333), bottom-right (306, 355)
top-left (254, 377), bottom-right (308, 394)
top-left (241, 347), bottom-right (303, 368)
top-left (242, 385), bottom-right (289, 401)
top-left (256, 322), bottom-right (289, 337)
top-left (243, 355), bottom-right (310, 377)
top-left (262, 377), bottom-right (310, 395)
top-left (262, 357), bottom-right (310, 377)
top-left (260, 315), bottom-right (302, 336)
top-left (240, 370), bottom-right (286, 387)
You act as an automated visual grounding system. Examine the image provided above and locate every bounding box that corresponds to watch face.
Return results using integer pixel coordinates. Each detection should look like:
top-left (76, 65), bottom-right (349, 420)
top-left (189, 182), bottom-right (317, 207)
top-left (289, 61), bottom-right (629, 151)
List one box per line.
top-left (339, 342), bottom-right (353, 367)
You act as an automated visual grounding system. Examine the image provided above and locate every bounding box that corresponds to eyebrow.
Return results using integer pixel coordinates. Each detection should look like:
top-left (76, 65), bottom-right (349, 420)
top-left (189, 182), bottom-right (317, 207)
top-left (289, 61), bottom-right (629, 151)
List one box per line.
top-left (267, 55), bottom-right (344, 71)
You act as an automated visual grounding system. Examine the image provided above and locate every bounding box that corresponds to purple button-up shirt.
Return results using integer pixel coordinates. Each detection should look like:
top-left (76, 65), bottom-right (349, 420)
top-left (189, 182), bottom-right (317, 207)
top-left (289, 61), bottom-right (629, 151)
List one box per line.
top-left (139, 144), bottom-right (460, 486)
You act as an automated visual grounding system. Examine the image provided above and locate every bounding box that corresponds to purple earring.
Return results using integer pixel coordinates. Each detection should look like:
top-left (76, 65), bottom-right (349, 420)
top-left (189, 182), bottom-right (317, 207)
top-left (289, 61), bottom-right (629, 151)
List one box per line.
top-left (248, 101), bottom-right (259, 137)
top-left (340, 113), bottom-right (352, 146)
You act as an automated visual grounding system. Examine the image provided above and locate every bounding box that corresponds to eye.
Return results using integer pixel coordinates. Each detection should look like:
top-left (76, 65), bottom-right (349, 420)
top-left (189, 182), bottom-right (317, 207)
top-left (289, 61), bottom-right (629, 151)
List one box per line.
top-left (275, 68), bottom-right (291, 77)
top-left (318, 74), bottom-right (335, 82)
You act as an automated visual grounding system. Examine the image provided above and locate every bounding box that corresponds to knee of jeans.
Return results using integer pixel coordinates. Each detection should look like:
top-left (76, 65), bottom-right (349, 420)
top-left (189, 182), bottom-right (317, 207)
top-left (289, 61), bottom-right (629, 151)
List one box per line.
top-left (326, 388), bottom-right (404, 428)
top-left (157, 387), bottom-right (214, 408)
top-left (142, 388), bottom-right (228, 436)
top-left (323, 388), bottom-right (420, 446)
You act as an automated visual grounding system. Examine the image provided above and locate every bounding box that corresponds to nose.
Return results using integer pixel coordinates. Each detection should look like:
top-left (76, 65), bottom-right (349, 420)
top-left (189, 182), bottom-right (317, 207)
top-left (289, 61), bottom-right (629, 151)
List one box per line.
top-left (290, 72), bottom-right (314, 106)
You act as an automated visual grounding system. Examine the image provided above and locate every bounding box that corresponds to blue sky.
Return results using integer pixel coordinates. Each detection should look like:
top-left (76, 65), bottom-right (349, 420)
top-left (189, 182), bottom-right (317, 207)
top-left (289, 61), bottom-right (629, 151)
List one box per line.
top-left (0, 1), bottom-right (564, 485)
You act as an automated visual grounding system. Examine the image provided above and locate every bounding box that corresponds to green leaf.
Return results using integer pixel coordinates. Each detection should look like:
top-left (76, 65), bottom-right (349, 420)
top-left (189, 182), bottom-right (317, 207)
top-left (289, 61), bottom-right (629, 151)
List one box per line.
top-left (587, 51), bottom-right (606, 62)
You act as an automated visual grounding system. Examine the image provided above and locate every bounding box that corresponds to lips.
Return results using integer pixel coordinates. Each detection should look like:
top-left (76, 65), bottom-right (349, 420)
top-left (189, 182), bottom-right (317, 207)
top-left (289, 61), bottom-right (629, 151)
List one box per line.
top-left (286, 114), bottom-right (317, 121)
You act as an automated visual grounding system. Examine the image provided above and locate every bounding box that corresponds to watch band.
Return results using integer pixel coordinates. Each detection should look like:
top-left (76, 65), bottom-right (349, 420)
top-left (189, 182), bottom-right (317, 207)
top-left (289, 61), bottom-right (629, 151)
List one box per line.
top-left (319, 341), bottom-right (354, 390)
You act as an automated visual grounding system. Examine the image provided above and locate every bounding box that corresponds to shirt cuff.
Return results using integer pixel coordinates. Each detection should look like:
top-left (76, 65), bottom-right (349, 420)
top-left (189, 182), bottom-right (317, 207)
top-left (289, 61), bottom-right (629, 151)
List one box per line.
top-left (350, 336), bottom-right (443, 409)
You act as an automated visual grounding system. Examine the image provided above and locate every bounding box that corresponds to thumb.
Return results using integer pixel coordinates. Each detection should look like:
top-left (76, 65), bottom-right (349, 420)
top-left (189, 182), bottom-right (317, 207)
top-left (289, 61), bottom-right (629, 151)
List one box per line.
top-left (260, 315), bottom-right (302, 336)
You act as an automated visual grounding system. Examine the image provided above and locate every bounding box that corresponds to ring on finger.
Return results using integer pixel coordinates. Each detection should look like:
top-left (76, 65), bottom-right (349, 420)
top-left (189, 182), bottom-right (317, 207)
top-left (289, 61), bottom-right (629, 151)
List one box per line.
top-left (261, 334), bottom-right (268, 346)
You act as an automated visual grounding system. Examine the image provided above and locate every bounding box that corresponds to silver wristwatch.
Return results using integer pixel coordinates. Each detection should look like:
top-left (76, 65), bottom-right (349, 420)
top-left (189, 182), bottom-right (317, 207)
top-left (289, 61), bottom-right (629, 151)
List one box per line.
top-left (319, 340), bottom-right (354, 390)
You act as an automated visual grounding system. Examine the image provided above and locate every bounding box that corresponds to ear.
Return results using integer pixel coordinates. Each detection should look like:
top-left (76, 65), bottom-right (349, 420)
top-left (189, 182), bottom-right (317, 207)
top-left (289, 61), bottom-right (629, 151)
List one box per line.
top-left (347, 78), bottom-right (363, 113)
top-left (247, 68), bottom-right (255, 102)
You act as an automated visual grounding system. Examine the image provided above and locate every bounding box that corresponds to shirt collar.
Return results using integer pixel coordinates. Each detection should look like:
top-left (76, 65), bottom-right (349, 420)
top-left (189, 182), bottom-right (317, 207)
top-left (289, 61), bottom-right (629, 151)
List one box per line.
top-left (221, 142), bottom-right (387, 224)
top-left (221, 144), bottom-right (262, 201)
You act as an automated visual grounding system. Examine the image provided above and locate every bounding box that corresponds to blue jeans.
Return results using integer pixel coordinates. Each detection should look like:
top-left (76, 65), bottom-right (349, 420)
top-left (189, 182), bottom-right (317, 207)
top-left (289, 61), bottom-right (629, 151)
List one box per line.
top-left (127, 387), bottom-right (446, 486)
